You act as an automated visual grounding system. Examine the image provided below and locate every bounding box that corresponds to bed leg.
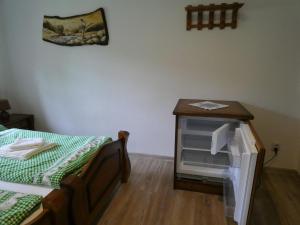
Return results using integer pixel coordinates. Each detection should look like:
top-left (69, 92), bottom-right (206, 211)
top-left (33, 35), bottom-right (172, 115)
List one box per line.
top-left (118, 131), bottom-right (131, 183)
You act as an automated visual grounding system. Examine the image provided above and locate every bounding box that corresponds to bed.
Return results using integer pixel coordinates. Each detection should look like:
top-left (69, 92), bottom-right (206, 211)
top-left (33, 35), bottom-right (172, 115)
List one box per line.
top-left (0, 128), bottom-right (131, 225)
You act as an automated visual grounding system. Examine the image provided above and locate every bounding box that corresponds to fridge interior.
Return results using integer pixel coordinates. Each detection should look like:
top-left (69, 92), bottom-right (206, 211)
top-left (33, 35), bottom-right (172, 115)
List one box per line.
top-left (176, 116), bottom-right (258, 225)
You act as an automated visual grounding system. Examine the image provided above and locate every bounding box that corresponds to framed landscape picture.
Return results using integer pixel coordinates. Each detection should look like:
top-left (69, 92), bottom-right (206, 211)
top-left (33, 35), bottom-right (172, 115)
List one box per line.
top-left (42, 8), bottom-right (109, 46)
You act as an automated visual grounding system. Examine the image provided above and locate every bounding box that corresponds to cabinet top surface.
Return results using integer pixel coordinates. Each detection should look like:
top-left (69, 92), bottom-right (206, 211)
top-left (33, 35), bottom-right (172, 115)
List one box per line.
top-left (173, 99), bottom-right (254, 120)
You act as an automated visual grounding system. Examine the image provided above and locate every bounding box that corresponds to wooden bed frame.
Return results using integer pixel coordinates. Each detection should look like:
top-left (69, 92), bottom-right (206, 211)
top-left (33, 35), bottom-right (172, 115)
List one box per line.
top-left (28, 131), bottom-right (131, 225)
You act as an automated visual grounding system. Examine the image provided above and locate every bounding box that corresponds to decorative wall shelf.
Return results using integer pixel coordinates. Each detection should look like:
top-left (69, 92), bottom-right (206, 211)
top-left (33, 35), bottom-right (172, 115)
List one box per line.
top-left (185, 2), bottom-right (244, 30)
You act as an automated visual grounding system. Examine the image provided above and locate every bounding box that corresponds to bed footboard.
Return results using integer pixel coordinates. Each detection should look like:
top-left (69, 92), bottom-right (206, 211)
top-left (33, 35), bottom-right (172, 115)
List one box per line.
top-left (61, 131), bottom-right (131, 225)
top-left (118, 131), bottom-right (131, 183)
top-left (29, 189), bottom-right (70, 225)
top-left (28, 209), bottom-right (52, 225)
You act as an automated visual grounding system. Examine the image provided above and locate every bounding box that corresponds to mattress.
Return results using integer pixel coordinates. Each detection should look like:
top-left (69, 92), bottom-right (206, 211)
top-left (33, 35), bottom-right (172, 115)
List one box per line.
top-left (0, 180), bottom-right (53, 197)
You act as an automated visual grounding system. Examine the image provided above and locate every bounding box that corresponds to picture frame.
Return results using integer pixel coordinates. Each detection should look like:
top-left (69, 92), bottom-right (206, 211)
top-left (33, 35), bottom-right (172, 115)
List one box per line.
top-left (42, 8), bottom-right (109, 46)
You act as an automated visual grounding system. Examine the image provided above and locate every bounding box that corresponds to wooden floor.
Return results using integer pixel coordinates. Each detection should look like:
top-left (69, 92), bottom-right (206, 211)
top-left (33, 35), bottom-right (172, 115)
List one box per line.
top-left (97, 154), bottom-right (300, 225)
top-left (251, 168), bottom-right (300, 225)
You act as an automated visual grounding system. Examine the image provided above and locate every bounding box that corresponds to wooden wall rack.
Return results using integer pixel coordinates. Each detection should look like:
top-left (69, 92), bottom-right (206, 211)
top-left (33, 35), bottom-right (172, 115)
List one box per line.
top-left (185, 2), bottom-right (244, 30)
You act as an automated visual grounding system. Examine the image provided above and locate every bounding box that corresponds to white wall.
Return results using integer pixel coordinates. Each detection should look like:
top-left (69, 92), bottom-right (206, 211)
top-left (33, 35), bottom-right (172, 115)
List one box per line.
top-left (0, 0), bottom-right (7, 97)
top-left (1, 0), bottom-right (300, 170)
top-left (297, 56), bottom-right (300, 174)
top-left (0, 34), bottom-right (4, 97)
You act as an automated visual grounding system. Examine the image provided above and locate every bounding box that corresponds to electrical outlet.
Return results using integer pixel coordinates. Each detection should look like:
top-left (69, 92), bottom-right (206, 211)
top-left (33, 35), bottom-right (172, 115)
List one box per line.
top-left (272, 143), bottom-right (280, 154)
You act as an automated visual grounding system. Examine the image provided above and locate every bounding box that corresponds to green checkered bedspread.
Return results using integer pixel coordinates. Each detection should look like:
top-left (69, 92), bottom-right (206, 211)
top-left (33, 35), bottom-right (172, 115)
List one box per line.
top-left (0, 129), bottom-right (111, 188)
top-left (0, 189), bottom-right (42, 225)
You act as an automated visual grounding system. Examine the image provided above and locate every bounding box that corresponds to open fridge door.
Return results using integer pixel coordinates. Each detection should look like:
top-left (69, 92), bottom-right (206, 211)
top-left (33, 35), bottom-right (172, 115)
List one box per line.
top-left (225, 123), bottom-right (258, 225)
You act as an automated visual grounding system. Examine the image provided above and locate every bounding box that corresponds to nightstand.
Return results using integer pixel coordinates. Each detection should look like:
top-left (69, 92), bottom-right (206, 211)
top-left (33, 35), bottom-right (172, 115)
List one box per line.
top-left (0, 114), bottom-right (34, 130)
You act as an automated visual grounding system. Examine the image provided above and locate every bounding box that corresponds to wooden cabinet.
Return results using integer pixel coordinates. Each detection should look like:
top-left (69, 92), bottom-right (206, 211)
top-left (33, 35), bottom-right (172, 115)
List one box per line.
top-left (0, 114), bottom-right (34, 130)
top-left (173, 99), bottom-right (265, 225)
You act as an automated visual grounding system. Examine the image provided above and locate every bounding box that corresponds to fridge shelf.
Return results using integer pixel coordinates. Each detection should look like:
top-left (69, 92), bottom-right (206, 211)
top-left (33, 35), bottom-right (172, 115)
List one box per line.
top-left (177, 173), bottom-right (224, 184)
top-left (181, 134), bottom-right (212, 150)
top-left (223, 178), bottom-right (236, 218)
top-left (181, 117), bottom-right (228, 132)
top-left (179, 116), bottom-right (232, 155)
top-left (181, 134), bottom-right (229, 153)
top-left (181, 149), bottom-right (230, 169)
top-left (181, 129), bottom-right (214, 137)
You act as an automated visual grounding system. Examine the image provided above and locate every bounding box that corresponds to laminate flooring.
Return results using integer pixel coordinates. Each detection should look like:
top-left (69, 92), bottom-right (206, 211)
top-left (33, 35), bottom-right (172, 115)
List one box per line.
top-left (97, 154), bottom-right (300, 225)
top-left (251, 168), bottom-right (300, 225)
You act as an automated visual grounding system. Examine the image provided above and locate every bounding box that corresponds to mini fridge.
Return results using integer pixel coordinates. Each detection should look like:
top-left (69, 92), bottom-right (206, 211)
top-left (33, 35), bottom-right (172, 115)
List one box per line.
top-left (173, 99), bottom-right (265, 225)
